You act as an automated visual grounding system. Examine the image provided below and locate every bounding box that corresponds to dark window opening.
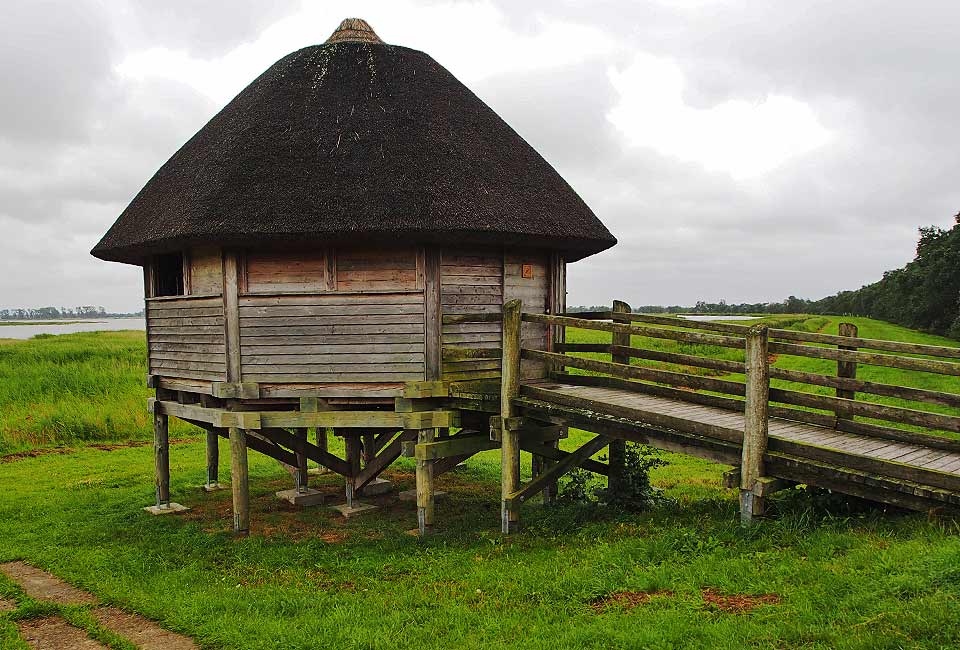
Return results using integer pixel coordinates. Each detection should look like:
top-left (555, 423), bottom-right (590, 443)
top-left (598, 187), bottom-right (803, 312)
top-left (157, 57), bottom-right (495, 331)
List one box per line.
top-left (154, 252), bottom-right (185, 297)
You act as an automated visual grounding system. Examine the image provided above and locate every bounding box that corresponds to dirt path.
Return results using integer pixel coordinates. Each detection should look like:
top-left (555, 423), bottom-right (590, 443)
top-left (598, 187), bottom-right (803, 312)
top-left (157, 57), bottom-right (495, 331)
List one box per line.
top-left (17, 617), bottom-right (110, 649)
top-left (94, 607), bottom-right (197, 650)
top-left (0, 562), bottom-right (97, 605)
top-left (1, 562), bottom-right (198, 649)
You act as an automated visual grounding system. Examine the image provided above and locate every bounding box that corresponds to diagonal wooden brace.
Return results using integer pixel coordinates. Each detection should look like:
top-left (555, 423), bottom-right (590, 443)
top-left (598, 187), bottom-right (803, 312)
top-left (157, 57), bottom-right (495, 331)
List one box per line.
top-left (259, 427), bottom-right (351, 476)
top-left (354, 430), bottom-right (417, 490)
top-left (505, 434), bottom-right (611, 508)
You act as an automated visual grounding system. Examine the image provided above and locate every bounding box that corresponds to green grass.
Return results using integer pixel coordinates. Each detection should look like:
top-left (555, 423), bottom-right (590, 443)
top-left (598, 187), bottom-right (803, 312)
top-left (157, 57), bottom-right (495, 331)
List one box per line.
top-left (0, 331), bottom-right (197, 455)
top-left (2, 319), bottom-right (960, 648)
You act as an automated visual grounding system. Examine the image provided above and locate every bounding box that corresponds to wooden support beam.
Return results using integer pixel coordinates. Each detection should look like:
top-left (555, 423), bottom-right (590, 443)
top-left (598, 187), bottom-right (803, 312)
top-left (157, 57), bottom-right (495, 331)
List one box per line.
top-left (223, 252), bottom-right (242, 383)
top-left (505, 434), bottom-right (611, 508)
top-left (295, 428), bottom-right (309, 493)
top-left (519, 441), bottom-right (609, 476)
top-left (258, 427), bottom-right (350, 476)
top-left (608, 300), bottom-right (631, 498)
top-left (500, 299), bottom-right (522, 534)
top-left (423, 248), bottom-right (441, 381)
top-left (154, 412), bottom-right (170, 508)
top-left (205, 428), bottom-right (220, 489)
top-left (402, 380), bottom-right (449, 398)
top-left (229, 427), bottom-right (249, 535)
top-left (740, 325), bottom-right (770, 525)
top-left (416, 428), bottom-right (437, 535)
top-left (344, 435), bottom-right (361, 508)
top-left (355, 430), bottom-right (416, 490)
top-left (415, 434), bottom-right (499, 460)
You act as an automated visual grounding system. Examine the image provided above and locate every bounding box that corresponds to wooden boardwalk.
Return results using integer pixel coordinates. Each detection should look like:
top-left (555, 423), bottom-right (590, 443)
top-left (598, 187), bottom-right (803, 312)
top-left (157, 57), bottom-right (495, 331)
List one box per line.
top-left (526, 380), bottom-right (960, 475)
top-left (489, 303), bottom-right (960, 531)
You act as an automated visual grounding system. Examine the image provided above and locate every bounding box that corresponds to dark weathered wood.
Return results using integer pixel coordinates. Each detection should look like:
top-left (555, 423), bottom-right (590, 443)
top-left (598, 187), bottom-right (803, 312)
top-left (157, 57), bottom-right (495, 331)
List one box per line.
top-left (355, 430), bottom-right (416, 490)
top-left (608, 300), bottom-right (631, 499)
top-left (768, 366), bottom-right (960, 408)
top-left (770, 328), bottom-right (960, 360)
top-left (524, 313), bottom-right (746, 349)
top-left (836, 322), bottom-right (858, 425)
top-left (415, 433), bottom-right (498, 460)
top-left (505, 434), bottom-right (611, 508)
top-left (520, 440), bottom-right (609, 476)
top-left (501, 299), bottom-right (523, 534)
top-left (610, 345), bottom-right (744, 374)
top-left (205, 429), bottom-right (219, 488)
top-left (258, 427), bottom-right (350, 476)
top-left (223, 252), bottom-right (242, 382)
top-left (416, 428), bottom-right (436, 534)
top-left (344, 435), bottom-right (361, 507)
top-left (769, 341), bottom-right (960, 376)
top-left (424, 248), bottom-right (441, 381)
top-left (295, 428), bottom-right (309, 493)
top-left (740, 325), bottom-right (770, 525)
top-left (229, 427), bottom-right (249, 535)
top-left (526, 348), bottom-right (747, 397)
top-left (154, 412), bottom-right (170, 508)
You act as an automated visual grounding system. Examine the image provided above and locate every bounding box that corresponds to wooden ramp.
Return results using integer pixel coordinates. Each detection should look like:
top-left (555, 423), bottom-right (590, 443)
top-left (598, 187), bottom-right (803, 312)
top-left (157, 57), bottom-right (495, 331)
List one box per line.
top-left (488, 303), bottom-right (960, 532)
top-left (516, 379), bottom-right (960, 512)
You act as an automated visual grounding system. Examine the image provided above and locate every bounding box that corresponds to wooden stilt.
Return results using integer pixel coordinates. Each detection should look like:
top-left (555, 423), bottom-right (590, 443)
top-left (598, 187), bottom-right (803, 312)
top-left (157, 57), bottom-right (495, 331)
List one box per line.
top-left (229, 427), bottom-right (249, 535)
top-left (154, 412), bottom-right (170, 508)
top-left (740, 325), bottom-right (770, 525)
top-left (205, 428), bottom-right (219, 489)
top-left (362, 433), bottom-right (375, 467)
top-left (295, 428), bottom-right (309, 493)
top-left (416, 428), bottom-right (436, 535)
top-left (344, 434), bottom-right (361, 508)
top-left (500, 299), bottom-right (522, 534)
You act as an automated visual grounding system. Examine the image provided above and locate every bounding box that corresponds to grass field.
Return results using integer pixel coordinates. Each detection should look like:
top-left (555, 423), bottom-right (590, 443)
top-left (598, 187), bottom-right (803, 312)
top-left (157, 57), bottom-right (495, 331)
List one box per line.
top-left (2, 317), bottom-right (960, 648)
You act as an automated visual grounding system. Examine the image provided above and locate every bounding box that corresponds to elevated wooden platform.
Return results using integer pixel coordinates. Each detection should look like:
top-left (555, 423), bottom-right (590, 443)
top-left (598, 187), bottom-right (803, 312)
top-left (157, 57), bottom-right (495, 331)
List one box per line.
top-left (516, 380), bottom-right (960, 510)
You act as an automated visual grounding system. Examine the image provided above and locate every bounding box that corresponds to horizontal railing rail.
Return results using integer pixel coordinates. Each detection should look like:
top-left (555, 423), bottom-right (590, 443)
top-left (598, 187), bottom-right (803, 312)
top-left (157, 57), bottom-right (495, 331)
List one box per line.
top-left (526, 307), bottom-right (960, 439)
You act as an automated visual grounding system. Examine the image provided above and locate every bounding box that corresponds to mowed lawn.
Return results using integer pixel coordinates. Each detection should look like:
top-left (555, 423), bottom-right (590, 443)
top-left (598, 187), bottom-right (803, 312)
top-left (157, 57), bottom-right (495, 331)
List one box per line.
top-left (1, 319), bottom-right (960, 648)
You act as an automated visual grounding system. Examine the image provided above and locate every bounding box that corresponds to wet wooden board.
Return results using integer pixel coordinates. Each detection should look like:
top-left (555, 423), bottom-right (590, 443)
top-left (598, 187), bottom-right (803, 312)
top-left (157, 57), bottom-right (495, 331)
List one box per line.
top-left (525, 380), bottom-right (960, 483)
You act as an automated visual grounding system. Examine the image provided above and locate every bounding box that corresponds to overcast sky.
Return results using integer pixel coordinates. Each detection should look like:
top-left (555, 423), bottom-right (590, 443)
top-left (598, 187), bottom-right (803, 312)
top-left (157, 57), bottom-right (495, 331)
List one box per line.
top-left (3, 0), bottom-right (959, 311)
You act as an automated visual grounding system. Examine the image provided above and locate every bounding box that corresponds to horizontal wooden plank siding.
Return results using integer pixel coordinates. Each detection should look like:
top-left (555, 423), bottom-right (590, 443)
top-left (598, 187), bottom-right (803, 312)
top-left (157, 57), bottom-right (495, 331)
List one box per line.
top-left (146, 296), bottom-right (227, 381)
top-left (238, 292), bottom-right (425, 383)
top-left (441, 250), bottom-right (503, 381)
top-left (246, 250), bottom-right (327, 293)
top-left (336, 248), bottom-right (418, 292)
top-left (189, 246), bottom-right (222, 295)
top-left (505, 252), bottom-right (549, 379)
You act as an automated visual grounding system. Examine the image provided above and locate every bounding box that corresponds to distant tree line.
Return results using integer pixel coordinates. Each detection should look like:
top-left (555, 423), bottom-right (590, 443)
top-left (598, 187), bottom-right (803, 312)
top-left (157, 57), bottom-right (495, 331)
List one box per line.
top-left (0, 306), bottom-right (144, 320)
top-left (570, 212), bottom-right (960, 339)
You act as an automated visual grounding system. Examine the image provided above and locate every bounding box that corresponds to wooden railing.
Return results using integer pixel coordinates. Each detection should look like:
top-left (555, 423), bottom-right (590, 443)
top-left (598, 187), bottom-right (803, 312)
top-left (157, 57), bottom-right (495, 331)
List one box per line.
top-left (495, 300), bottom-right (960, 525)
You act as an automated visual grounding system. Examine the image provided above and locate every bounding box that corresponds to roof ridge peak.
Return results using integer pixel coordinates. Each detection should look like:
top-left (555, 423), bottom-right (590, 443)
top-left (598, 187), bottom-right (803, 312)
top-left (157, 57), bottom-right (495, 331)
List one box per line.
top-left (325, 18), bottom-right (384, 45)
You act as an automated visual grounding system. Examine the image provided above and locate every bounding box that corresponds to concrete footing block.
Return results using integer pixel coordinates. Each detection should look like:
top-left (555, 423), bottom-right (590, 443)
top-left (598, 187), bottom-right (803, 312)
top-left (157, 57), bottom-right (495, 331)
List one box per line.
top-left (307, 467), bottom-right (329, 476)
top-left (202, 483), bottom-right (228, 492)
top-left (358, 478), bottom-right (393, 496)
top-left (143, 503), bottom-right (190, 515)
top-left (330, 502), bottom-right (378, 518)
top-left (276, 488), bottom-right (326, 507)
top-left (398, 489), bottom-right (447, 502)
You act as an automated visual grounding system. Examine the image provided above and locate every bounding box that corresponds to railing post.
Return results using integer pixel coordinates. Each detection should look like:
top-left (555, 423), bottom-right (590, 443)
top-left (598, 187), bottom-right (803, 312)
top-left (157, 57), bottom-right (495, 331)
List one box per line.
top-left (836, 322), bottom-right (858, 427)
top-left (740, 324), bottom-right (769, 526)
top-left (501, 299), bottom-right (522, 534)
top-left (608, 300), bottom-right (631, 499)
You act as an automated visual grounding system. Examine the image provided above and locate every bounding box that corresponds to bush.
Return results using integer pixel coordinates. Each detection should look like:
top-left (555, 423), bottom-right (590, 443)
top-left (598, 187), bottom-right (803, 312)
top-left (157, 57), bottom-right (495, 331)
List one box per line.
top-left (556, 443), bottom-right (668, 511)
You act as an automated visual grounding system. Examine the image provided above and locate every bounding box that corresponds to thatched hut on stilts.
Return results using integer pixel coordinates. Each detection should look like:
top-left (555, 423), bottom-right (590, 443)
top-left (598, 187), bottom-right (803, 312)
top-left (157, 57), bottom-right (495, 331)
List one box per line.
top-left (92, 18), bottom-right (616, 535)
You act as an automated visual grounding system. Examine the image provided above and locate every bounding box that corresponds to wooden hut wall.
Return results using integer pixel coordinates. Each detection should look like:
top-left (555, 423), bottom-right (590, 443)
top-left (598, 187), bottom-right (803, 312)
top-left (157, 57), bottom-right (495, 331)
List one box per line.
top-left (440, 249), bottom-right (503, 380)
top-left (504, 252), bottom-right (550, 379)
top-left (237, 247), bottom-right (425, 383)
top-left (145, 248), bottom-right (226, 382)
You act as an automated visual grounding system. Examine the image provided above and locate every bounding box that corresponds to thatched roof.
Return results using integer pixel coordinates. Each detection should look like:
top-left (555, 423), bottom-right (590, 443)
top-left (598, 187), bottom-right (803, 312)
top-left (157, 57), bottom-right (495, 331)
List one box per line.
top-left (92, 18), bottom-right (617, 265)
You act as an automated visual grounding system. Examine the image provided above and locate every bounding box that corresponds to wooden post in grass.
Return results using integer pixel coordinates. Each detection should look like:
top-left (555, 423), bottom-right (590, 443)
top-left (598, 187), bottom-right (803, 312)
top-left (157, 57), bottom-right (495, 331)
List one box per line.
top-left (205, 429), bottom-right (219, 490)
top-left (362, 433), bottom-right (375, 466)
top-left (836, 322), bottom-right (859, 427)
top-left (416, 428), bottom-right (437, 535)
top-left (295, 428), bottom-right (309, 494)
top-left (154, 412), bottom-right (170, 508)
top-left (740, 325), bottom-right (770, 525)
top-left (229, 427), bottom-right (249, 535)
top-left (344, 434), bottom-right (361, 508)
top-left (501, 299), bottom-right (522, 533)
top-left (608, 300), bottom-right (632, 499)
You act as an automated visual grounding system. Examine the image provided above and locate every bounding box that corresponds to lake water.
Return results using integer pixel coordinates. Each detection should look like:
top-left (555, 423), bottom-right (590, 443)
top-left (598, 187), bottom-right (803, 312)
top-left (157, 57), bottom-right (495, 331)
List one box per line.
top-left (0, 318), bottom-right (146, 340)
top-left (679, 315), bottom-right (761, 322)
